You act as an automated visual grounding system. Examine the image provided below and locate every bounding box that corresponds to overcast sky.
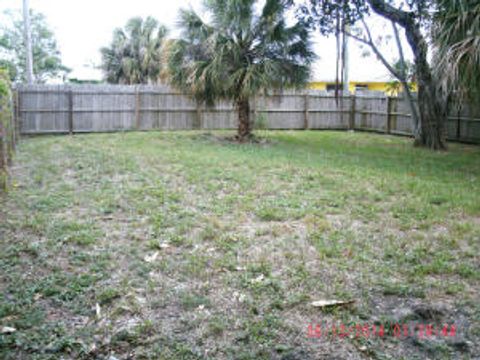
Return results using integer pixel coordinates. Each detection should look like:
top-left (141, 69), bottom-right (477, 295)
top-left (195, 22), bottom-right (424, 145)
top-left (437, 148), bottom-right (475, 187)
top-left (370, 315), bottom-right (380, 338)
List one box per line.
top-left (0, 0), bottom-right (405, 82)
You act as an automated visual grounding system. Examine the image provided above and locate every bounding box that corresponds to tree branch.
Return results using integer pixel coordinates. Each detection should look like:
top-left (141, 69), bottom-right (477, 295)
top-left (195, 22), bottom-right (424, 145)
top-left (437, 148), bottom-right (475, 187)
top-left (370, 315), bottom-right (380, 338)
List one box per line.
top-left (391, 22), bottom-right (406, 77)
top-left (365, 0), bottom-right (412, 28)
top-left (345, 19), bottom-right (403, 81)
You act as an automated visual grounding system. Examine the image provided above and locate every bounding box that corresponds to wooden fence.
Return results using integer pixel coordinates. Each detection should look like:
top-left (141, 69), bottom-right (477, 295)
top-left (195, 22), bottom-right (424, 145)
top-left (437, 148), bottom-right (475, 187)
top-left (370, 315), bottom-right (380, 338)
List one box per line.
top-left (15, 84), bottom-right (480, 143)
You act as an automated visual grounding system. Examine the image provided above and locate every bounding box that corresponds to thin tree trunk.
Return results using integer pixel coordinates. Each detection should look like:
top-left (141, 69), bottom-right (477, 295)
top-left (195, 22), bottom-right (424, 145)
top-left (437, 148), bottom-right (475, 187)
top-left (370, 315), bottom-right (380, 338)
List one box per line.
top-left (22, 0), bottom-right (34, 84)
top-left (402, 83), bottom-right (421, 141)
top-left (391, 22), bottom-right (421, 141)
top-left (236, 98), bottom-right (251, 141)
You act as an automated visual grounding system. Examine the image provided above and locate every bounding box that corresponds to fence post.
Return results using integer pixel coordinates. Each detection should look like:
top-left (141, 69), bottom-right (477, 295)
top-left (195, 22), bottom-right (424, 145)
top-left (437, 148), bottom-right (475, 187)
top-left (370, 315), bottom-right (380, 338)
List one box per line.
top-left (386, 96), bottom-right (393, 134)
top-left (11, 91), bottom-right (17, 150)
top-left (304, 92), bottom-right (309, 129)
top-left (15, 89), bottom-right (21, 140)
top-left (7, 97), bottom-right (13, 166)
top-left (0, 100), bottom-right (5, 190)
top-left (456, 107), bottom-right (461, 140)
top-left (349, 94), bottom-right (356, 130)
top-left (68, 88), bottom-right (73, 135)
top-left (195, 101), bottom-right (202, 129)
top-left (135, 87), bottom-right (141, 130)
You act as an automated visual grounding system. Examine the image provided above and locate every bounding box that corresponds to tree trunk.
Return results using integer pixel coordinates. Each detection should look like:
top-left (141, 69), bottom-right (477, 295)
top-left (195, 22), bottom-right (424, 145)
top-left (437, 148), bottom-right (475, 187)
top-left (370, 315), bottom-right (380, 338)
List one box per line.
top-left (236, 98), bottom-right (251, 141)
top-left (405, 20), bottom-right (446, 149)
top-left (367, 0), bottom-right (447, 150)
top-left (415, 75), bottom-right (446, 150)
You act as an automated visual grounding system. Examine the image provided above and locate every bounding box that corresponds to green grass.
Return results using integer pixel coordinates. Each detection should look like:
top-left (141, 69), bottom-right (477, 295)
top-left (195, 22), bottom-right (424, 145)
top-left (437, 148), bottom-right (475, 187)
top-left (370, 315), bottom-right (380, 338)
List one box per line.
top-left (0, 130), bottom-right (479, 359)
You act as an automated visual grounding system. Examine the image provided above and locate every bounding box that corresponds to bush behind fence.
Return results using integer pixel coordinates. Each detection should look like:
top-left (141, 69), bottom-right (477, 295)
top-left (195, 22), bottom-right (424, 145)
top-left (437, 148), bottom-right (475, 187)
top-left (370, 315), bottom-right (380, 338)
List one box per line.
top-left (0, 71), bottom-right (17, 190)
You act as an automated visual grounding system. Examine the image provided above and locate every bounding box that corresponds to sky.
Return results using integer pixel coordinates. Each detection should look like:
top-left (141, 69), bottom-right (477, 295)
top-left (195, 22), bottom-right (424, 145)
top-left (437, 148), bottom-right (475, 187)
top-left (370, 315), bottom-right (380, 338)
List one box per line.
top-left (0, 0), bottom-right (404, 82)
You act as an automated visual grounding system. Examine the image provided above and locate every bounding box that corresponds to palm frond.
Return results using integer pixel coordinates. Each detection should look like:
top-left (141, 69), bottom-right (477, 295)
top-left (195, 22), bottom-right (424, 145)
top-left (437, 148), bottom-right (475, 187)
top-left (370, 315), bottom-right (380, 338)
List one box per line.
top-left (100, 17), bottom-right (168, 84)
top-left (433, 0), bottom-right (480, 103)
top-left (165, 0), bottom-right (314, 104)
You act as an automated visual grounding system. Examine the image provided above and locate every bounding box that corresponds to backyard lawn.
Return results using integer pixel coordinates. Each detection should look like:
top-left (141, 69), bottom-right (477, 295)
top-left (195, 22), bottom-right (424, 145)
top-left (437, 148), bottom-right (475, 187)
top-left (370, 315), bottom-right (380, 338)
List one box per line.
top-left (0, 130), bottom-right (479, 359)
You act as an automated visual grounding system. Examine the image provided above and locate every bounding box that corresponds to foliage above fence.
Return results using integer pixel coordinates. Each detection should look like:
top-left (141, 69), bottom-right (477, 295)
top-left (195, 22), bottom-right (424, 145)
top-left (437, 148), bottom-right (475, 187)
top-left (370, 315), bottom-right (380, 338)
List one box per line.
top-left (0, 69), bottom-right (17, 190)
top-left (14, 84), bottom-right (480, 144)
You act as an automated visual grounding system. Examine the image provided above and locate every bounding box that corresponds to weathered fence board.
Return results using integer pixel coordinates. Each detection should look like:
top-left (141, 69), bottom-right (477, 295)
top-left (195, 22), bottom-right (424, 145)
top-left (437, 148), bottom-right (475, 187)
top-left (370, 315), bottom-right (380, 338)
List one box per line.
top-left (14, 84), bottom-right (480, 144)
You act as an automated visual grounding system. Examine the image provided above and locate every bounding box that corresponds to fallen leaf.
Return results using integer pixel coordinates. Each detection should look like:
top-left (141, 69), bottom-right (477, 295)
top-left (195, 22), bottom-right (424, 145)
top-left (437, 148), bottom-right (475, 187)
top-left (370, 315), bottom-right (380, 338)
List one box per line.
top-left (136, 297), bottom-right (146, 305)
top-left (95, 303), bottom-right (101, 318)
top-left (1, 326), bottom-right (16, 334)
top-left (233, 291), bottom-right (246, 303)
top-left (144, 251), bottom-right (159, 263)
top-left (251, 274), bottom-right (265, 284)
top-left (310, 299), bottom-right (355, 308)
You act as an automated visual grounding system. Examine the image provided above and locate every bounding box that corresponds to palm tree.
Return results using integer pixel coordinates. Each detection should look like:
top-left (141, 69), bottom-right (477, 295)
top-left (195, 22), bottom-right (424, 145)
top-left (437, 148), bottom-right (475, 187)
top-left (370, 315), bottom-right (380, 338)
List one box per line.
top-left (165, 0), bottom-right (314, 141)
top-left (100, 17), bottom-right (167, 84)
top-left (385, 60), bottom-right (416, 97)
top-left (433, 0), bottom-right (480, 103)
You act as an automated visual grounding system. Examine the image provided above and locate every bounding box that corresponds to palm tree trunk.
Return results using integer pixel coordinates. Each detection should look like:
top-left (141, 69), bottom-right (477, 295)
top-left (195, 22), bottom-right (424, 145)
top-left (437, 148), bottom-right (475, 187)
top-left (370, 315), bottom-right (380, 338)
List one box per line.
top-left (236, 98), bottom-right (251, 141)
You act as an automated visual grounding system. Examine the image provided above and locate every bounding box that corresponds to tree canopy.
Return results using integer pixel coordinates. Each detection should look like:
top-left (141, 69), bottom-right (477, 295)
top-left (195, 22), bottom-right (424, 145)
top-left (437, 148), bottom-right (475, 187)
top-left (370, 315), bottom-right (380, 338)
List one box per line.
top-left (0, 10), bottom-right (70, 83)
top-left (100, 17), bottom-right (168, 84)
top-left (297, 0), bottom-right (470, 150)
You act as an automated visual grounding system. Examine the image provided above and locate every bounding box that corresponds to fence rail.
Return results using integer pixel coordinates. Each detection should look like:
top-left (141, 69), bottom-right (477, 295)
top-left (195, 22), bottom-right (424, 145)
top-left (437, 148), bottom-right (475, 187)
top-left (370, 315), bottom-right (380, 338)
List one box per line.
top-left (15, 84), bottom-right (480, 143)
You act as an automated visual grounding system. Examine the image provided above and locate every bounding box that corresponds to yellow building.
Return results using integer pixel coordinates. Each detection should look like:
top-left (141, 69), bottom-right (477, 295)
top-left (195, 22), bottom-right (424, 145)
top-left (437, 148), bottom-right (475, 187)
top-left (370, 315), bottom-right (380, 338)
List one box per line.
top-left (309, 81), bottom-right (417, 95)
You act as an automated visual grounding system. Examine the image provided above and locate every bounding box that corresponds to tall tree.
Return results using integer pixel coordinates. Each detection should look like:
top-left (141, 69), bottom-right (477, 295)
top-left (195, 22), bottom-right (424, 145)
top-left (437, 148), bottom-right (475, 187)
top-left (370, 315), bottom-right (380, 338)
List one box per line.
top-left (299, 0), bottom-right (448, 150)
top-left (100, 17), bottom-right (167, 84)
top-left (165, 0), bottom-right (314, 141)
top-left (0, 9), bottom-right (70, 83)
top-left (22, 0), bottom-right (34, 84)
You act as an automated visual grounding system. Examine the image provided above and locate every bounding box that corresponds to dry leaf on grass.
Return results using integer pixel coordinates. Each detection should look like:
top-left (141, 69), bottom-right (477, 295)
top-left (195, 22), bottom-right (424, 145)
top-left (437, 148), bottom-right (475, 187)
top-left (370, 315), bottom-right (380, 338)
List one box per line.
top-left (144, 251), bottom-right (159, 263)
top-left (310, 299), bottom-right (355, 308)
top-left (233, 291), bottom-right (246, 303)
top-left (95, 303), bottom-right (101, 318)
top-left (1, 326), bottom-right (16, 334)
top-left (251, 274), bottom-right (265, 284)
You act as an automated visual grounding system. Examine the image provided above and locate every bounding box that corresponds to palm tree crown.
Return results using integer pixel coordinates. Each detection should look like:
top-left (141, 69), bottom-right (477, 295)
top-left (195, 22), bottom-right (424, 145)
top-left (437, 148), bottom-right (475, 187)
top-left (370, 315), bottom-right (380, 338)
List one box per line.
top-left (100, 17), bottom-right (167, 84)
top-left (433, 0), bottom-right (480, 102)
top-left (166, 0), bottom-right (315, 140)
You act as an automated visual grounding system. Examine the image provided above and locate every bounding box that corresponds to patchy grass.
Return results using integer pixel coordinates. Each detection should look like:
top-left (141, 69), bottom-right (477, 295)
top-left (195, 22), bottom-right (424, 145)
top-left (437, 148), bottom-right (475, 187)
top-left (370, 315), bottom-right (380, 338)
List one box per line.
top-left (0, 130), bottom-right (479, 359)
